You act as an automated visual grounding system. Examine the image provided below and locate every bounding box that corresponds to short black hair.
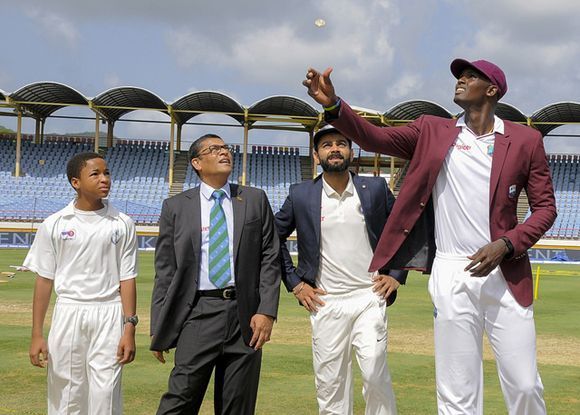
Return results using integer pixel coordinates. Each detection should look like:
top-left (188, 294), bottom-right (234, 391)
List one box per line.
top-left (188, 134), bottom-right (222, 162)
top-left (188, 134), bottom-right (222, 177)
top-left (313, 127), bottom-right (352, 151)
top-left (66, 152), bottom-right (104, 184)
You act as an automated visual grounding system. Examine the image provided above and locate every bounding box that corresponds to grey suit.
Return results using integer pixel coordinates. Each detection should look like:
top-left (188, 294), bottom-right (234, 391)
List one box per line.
top-left (151, 184), bottom-right (281, 414)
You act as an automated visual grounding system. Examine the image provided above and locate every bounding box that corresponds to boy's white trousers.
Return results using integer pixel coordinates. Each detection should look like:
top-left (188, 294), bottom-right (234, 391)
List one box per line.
top-left (310, 287), bottom-right (397, 415)
top-left (47, 299), bottom-right (124, 415)
top-left (429, 252), bottom-right (546, 415)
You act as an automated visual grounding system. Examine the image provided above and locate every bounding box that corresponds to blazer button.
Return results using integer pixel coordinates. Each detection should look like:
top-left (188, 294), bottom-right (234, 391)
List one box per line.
top-left (419, 202), bottom-right (425, 208)
top-left (403, 229), bottom-right (410, 235)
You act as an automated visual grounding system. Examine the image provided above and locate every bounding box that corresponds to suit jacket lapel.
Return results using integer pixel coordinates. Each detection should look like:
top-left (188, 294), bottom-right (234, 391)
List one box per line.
top-left (186, 187), bottom-right (202, 264)
top-left (433, 120), bottom-right (462, 171)
top-left (489, 130), bottom-right (511, 205)
top-left (311, 177), bottom-right (323, 245)
top-left (231, 184), bottom-right (246, 265)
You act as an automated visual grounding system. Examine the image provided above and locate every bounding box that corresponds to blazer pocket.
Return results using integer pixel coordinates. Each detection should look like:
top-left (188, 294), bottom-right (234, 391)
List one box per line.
top-left (244, 217), bottom-right (261, 226)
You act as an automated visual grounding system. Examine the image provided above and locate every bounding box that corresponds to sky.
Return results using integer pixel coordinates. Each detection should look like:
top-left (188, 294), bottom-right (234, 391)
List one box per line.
top-left (1, 0), bottom-right (580, 153)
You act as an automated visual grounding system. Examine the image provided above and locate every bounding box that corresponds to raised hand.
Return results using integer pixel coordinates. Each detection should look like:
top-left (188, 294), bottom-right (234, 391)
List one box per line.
top-left (302, 67), bottom-right (338, 107)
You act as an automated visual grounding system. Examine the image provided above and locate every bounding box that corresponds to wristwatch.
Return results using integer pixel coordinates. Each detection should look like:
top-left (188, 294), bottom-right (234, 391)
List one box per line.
top-left (123, 315), bottom-right (139, 327)
top-left (500, 237), bottom-right (514, 258)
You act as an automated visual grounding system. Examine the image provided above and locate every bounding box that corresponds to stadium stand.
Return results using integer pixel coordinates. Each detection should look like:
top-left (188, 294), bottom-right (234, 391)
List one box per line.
top-left (182, 144), bottom-right (301, 213)
top-left (543, 154), bottom-right (580, 239)
top-left (1, 137), bottom-right (302, 224)
top-left (1, 135), bottom-right (577, 237)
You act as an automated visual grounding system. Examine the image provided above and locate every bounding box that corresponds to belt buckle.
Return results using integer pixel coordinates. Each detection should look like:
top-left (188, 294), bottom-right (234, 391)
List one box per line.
top-left (222, 288), bottom-right (234, 299)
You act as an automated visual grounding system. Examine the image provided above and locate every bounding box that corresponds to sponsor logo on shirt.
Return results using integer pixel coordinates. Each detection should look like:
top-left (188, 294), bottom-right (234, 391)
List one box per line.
top-left (60, 229), bottom-right (76, 240)
top-left (452, 143), bottom-right (471, 151)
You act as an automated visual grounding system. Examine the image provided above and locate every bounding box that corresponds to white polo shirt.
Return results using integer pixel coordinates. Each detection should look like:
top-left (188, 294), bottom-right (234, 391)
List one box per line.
top-left (432, 115), bottom-right (504, 256)
top-left (198, 182), bottom-right (235, 290)
top-left (23, 200), bottom-right (138, 302)
top-left (317, 175), bottom-right (376, 294)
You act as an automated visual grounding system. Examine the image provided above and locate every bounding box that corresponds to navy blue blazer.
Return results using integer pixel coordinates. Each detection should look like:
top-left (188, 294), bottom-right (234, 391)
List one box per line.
top-left (275, 173), bottom-right (407, 305)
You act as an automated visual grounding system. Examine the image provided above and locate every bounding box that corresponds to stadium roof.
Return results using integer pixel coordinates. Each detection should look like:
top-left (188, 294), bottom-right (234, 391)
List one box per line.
top-left (247, 95), bottom-right (319, 127)
top-left (171, 91), bottom-right (245, 125)
top-left (2, 81), bottom-right (580, 136)
top-left (92, 86), bottom-right (168, 122)
top-left (9, 82), bottom-right (88, 119)
top-left (531, 102), bottom-right (580, 136)
top-left (384, 100), bottom-right (453, 121)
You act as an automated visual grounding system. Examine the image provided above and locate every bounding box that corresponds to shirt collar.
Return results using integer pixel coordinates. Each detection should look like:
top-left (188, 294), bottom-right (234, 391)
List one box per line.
top-left (322, 174), bottom-right (354, 198)
top-left (61, 199), bottom-right (119, 218)
top-left (456, 115), bottom-right (504, 137)
top-left (200, 181), bottom-right (231, 201)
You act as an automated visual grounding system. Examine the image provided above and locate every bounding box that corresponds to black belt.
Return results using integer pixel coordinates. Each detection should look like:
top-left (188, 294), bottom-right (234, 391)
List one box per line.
top-left (197, 287), bottom-right (236, 300)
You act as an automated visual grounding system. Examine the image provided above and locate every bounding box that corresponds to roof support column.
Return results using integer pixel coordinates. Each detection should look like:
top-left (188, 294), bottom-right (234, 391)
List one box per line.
top-left (242, 109), bottom-right (249, 186)
top-left (107, 121), bottom-right (114, 148)
top-left (40, 118), bottom-right (45, 145)
top-left (94, 113), bottom-right (100, 152)
top-left (168, 107), bottom-right (175, 187)
top-left (15, 109), bottom-right (22, 178)
top-left (34, 118), bottom-right (41, 144)
top-left (373, 153), bottom-right (380, 176)
top-left (176, 123), bottom-right (182, 152)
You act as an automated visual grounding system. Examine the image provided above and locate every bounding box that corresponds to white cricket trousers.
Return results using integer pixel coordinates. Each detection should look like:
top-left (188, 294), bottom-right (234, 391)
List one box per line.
top-left (428, 252), bottom-right (546, 415)
top-left (47, 298), bottom-right (124, 415)
top-left (310, 287), bottom-right (397, 415)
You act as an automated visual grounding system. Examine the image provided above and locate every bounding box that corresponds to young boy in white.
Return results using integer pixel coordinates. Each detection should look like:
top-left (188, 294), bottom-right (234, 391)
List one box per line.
top-left (25, 152), bottom-right (138, 415)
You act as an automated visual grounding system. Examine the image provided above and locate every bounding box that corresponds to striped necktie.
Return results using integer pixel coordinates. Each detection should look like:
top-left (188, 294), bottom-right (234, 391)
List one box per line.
top-left (208, 189), bottom-right (231, 288)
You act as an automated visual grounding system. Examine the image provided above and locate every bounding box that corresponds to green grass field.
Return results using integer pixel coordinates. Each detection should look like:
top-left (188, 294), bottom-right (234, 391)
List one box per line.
top-left (1, 249), bottom-right (579, 414)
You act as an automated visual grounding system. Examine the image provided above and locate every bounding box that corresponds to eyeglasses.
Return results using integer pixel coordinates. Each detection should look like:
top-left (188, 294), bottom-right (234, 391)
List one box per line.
top-left (196, 144), bottom-right (234, 157)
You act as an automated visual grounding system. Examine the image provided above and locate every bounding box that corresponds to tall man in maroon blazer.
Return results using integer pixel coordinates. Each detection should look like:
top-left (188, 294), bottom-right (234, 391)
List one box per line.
top-left (303, 59), bottom-right (556, 415)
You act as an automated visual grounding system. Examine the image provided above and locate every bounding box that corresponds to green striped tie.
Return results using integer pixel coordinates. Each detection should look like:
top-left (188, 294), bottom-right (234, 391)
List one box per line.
top-left (208, 190), bottom-right (231, 288)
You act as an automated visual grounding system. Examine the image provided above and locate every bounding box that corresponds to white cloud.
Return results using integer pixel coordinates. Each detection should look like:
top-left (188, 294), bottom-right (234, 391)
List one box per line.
top-left (104, 73), bottom-right (122, 89)
top-left (25, 9), bottom-right (79, 48)
top-left (123, 110), bottom-right (171, 140)
top-left (451, 0), bottom-right (580, 111)
top-left (387, 74), bottom-right (423, 100)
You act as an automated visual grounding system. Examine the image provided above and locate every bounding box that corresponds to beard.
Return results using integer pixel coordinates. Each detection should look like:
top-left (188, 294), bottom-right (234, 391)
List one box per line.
top-left (320, 154), bottom-right (351, 172)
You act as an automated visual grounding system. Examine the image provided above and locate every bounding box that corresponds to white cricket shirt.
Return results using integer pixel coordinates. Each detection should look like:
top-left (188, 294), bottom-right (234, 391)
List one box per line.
top-left (317, 175), bottom-right (376, 294)
top-left (23, 200), bottom-right (138, 302)
top-left (432, 115), bottom-right (504, 256)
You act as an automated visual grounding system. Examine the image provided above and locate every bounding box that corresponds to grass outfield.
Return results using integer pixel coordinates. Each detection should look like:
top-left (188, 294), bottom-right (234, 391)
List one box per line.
top-left (0, 249), bottom-right (578, 414)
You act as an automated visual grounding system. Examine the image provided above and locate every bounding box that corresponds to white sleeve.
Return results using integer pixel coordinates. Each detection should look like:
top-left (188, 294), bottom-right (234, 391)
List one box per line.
top-left (22, 221), bottom-right (57, 279)
top-left (119, 217), bottom-right (138, 281)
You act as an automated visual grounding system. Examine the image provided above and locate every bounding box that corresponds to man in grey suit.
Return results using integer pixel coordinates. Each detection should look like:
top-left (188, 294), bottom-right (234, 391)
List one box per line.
top-left (150, 133), bottom-right (281, 415)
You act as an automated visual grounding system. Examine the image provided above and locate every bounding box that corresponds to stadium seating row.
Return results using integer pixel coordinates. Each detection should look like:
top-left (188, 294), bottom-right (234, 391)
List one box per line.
top-left (1, 138), bottom-right (578, 239)
top-left (1, 139), bottom-right (301, 225)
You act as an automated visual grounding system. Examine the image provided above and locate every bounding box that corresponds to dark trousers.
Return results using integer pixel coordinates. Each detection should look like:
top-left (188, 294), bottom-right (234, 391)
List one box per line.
top-left (156, 296), bottom-right (262, 415)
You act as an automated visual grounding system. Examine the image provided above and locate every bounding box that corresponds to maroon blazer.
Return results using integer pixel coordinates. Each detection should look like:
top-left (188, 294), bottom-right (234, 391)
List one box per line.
top-left (330, 101), bottom-right (557, 307)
